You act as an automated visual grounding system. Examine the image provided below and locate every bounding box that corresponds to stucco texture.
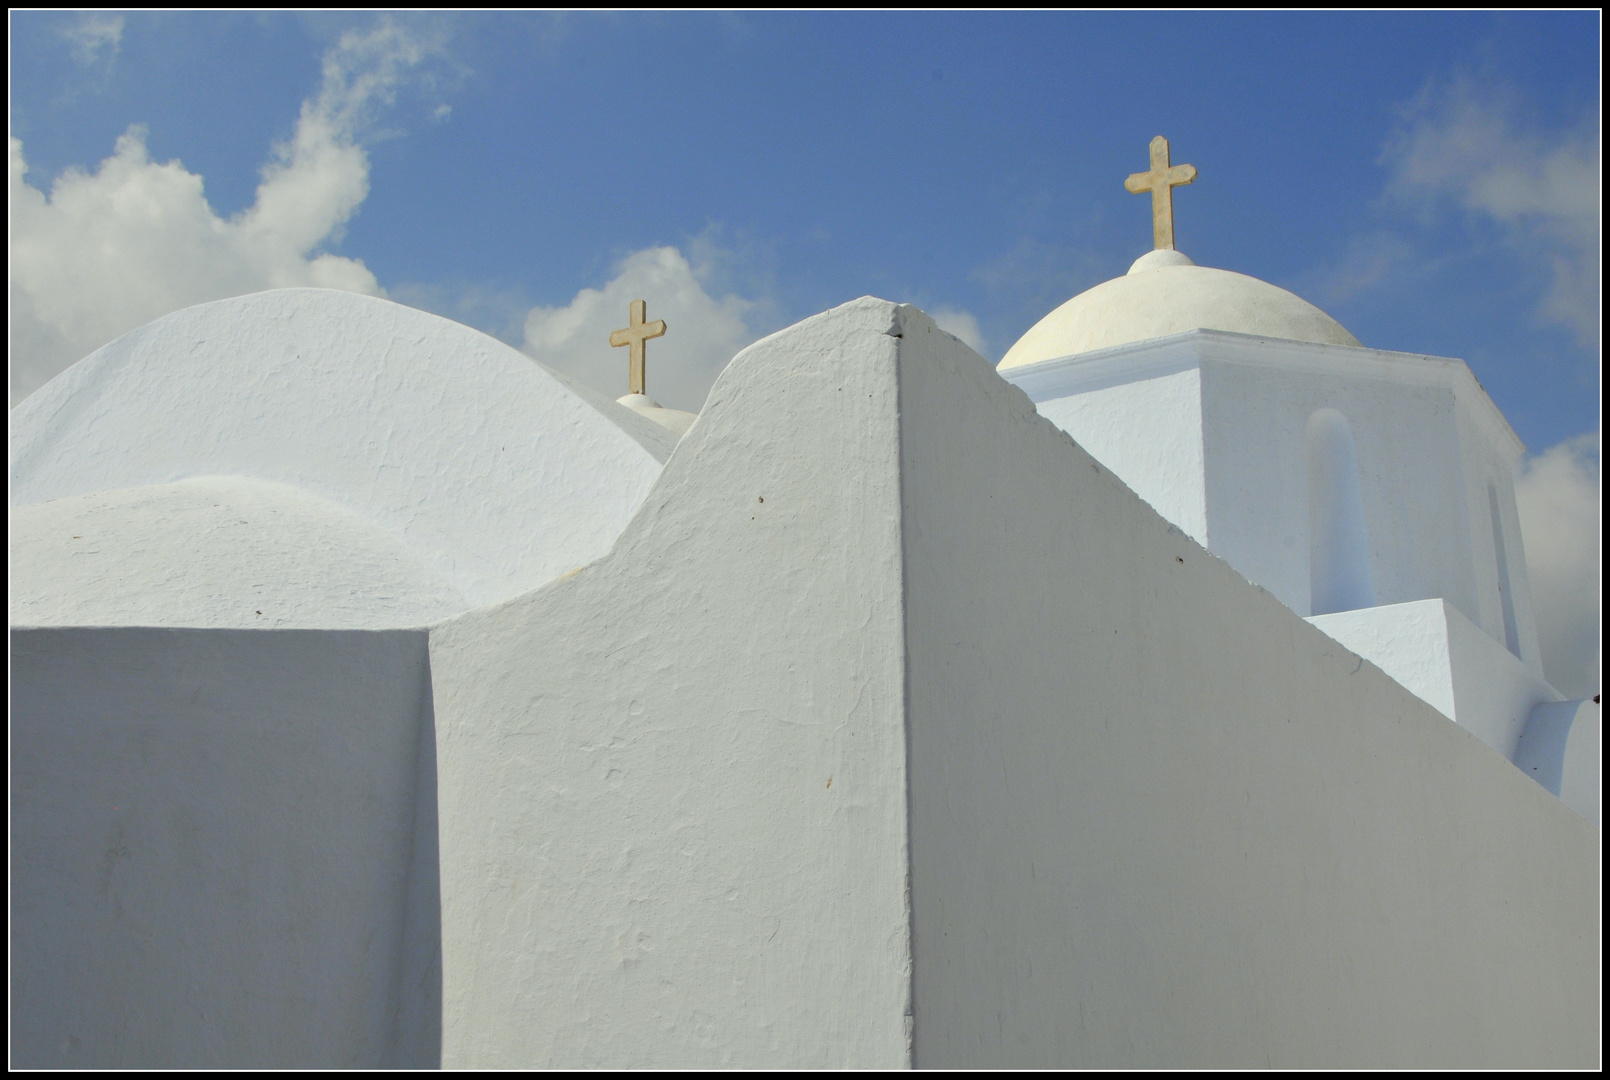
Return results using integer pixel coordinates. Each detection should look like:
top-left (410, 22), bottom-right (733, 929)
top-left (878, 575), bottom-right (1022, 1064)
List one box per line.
top-left (425, 298), bottom-right (915, 1068)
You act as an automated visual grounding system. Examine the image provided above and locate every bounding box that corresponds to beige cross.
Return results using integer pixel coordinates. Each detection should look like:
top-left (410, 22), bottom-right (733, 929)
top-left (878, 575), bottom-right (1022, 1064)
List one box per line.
top-left (609, 299), bottom-right (667, 397)
top-left (1124, 135), bottom-right (1197, 251)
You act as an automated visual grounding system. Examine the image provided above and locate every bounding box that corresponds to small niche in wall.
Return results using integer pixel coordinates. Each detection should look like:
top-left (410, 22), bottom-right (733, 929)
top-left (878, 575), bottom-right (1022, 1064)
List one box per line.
top-left (1307, 408), bottom-right (1376, 616)
top-left (1487, 480), bottom-right (1522, 657)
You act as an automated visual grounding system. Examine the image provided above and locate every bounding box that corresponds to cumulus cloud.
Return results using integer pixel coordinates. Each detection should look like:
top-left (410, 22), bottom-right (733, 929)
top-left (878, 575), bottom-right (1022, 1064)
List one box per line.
top-left (1307, 231), bottom-right (1417, 307)
top-left (930, 306), bottom-right (988, 358)
top-left (1383, 79), bottom-right (1600, 347)
top-left (1515, 433), bottom-right (1601, 700)
top-left (9, 20), bottom-right (441, 405)
top-left (61, 13), bottom-right (124, 66)
top-left (521, 246), bottom-right (760, 413)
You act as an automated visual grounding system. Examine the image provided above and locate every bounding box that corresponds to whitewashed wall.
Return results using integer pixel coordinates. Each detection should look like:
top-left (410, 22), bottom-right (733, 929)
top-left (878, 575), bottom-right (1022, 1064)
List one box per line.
top-left (1003, 331), bottom-right (1541, 672)
top-left (10, 627), bottom-right (442, 1068)
top-left (1308, 599), bottom-right (1559, 761)
top-left (904, 316), bottom-right (1597, 1067)
top-left (1034, 368), bottom-right (1207, 544)
top-left (10, 299), bottom-right (1596, 1069)
top-left (425, 299), bottom-right (916, 1068)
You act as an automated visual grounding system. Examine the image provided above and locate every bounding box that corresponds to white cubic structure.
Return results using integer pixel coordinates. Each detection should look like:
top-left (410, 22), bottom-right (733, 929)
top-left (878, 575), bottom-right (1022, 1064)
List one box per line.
top-left (998, 248), bottom-right (1592, 779)
top-left (9, 284), bottom-right (1601, 1068)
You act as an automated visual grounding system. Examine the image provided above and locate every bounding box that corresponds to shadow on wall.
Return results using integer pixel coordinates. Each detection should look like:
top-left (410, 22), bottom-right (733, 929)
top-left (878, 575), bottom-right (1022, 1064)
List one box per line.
top-left (9, 627), bottom-right (443, 1068)
top-left (393, 665), bottom-right (443, 1067)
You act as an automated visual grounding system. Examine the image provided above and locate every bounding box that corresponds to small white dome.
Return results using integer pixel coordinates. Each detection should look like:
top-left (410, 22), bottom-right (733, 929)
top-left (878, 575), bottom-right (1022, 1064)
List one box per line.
top-left (617, 393), bottom-right (697, 438)
top-left (998, 250), bottom-right (1360, 370)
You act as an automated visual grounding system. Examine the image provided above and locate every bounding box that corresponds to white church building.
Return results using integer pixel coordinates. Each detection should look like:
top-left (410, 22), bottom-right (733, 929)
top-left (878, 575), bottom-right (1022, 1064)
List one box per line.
top-left (9, 141), bottom-right (1599, 1068)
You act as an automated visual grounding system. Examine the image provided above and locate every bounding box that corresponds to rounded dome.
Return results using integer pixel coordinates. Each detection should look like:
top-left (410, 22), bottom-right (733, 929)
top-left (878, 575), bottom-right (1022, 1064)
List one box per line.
top-left (617, 393), bottom-right (698, 438)
top-left (998, 250), bottom-right (1360, 370)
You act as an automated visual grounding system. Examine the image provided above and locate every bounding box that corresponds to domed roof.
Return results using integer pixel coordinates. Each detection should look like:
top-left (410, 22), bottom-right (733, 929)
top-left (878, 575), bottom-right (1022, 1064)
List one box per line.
top-left (617, 393), bottom-right (698, 438)
top-left (10, 476), bottom-right (468, 629)
top-left (998, 249), bottom-right (1360, 370)
top-left (9, 288), bottom-right (677, 608)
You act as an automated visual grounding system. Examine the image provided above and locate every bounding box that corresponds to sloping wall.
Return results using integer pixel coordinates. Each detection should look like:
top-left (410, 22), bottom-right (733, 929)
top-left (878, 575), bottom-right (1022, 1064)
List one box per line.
top-left (10, 627), bottom-right (441, 1068)
top-left (425, 299), bottom-right (915, 1067)
top-left (897, 314), bottom-right (1599, 1067)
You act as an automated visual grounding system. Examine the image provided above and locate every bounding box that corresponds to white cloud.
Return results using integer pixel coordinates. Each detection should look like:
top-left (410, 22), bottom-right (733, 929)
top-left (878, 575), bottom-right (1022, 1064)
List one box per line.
top-left (1306, 231), bottom-right (1417, 307)
top-left (9, 20), bottom-right (442, 405)
top-left (929, 306), bottom-right (988, 358)
top-left (1515, 433), bottom-right (1601, 700)
top-left (61, 14), bottom-right (124, 66)
top-left (522, 246), bottom-right (760, 413)
top-left (1383, 79), bottom-right (1600, 347)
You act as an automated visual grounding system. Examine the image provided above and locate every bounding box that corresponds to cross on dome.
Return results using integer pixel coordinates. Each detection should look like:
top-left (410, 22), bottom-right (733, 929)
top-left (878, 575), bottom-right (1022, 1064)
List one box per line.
top-left (609, 299), bottom-right (667, 396)
top-left (1124, 135), bottom-right (1197, 251)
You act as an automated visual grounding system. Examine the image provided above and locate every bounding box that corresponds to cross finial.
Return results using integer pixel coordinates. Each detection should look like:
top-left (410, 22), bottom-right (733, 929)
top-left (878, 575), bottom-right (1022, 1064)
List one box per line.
top-left (609, 298), bottom-right (667, 397)
top-left (1124, 135), bottom-right (1197, 251)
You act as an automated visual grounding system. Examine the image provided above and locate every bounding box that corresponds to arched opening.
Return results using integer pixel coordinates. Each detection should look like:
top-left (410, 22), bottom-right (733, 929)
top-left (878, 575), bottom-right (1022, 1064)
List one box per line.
top-left (1488, 480), bottom-right (1521, 656)
top-left (1307, 409), bottom-right (1375, 615)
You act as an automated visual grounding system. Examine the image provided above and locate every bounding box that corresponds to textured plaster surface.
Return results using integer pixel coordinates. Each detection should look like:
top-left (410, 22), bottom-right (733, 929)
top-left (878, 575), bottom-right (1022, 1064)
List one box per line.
top-left (1036, 368), bottom-right (1207, 545)
top-left (426, 298), bottom-right (915, 1068)
top-left (998, 258), bottom-right (1359, 368)
top-left (901, 314), bottom-right (1598, 1067)
top-left (10, 627), bottom-right (442, 1068)
top-left (10, 477), bottom-right (467, 629)
top-left (9, 289), bottom-right (675, 611)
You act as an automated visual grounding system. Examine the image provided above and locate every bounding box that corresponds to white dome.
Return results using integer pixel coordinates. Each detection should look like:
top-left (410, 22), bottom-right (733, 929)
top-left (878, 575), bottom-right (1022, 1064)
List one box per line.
top-left (9, 476), bottom-right (468, 629)
top-left (998, 250), bottom-right (1360, 370)
top-left (617, 393), bottom-right (698, 438)
top-left (9, 288), bottom-right (676, 608)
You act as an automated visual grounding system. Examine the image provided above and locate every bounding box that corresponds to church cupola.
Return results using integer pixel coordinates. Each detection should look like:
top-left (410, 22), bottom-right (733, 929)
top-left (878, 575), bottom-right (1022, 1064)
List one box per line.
top-left (997, 137), bottom-right (1558, 762)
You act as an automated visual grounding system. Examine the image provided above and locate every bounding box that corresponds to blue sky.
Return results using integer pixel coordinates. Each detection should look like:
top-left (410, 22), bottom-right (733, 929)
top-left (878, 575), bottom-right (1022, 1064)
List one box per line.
top-left (8, 12), bottom-right (1601, 690)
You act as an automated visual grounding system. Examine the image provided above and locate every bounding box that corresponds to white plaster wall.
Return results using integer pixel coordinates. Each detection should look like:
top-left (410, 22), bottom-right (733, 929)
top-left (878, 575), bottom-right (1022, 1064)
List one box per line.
top-left (10, 477), bottom-right (468, 629)
top-left (1443, 598), bottom-right (1559, 758)
top-left (1199, 350), bottom-right (1475, 620)
top-left (1307, 599), bottom-right (1559, 761)
top-left (1306, 600), bottom-right (1457, 717)
top-left (9, 289), bottom-right (676, 610)
top-left (424, 298), bottom-right (915, 1068)
top-left (10, 627), bottom-right (442, 1068)
top-left (1002, 333), bottom-right (1533, 669)
top-left (1517, 700), bottom-right (1601, 827)
top-left (903, 320), bottom-right (1598, 1066)
top-left (1453, 404), bottom-right (1544, 671)
top-left (1035, 368), bottom-right (1207, 545)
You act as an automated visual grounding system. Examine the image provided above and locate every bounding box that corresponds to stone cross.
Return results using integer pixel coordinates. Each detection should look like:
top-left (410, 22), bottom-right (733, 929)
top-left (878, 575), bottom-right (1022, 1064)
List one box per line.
top-left (609, 299), bottom-right (667, 397)
top-left (1124, 135), bottom-right (1197, 251)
